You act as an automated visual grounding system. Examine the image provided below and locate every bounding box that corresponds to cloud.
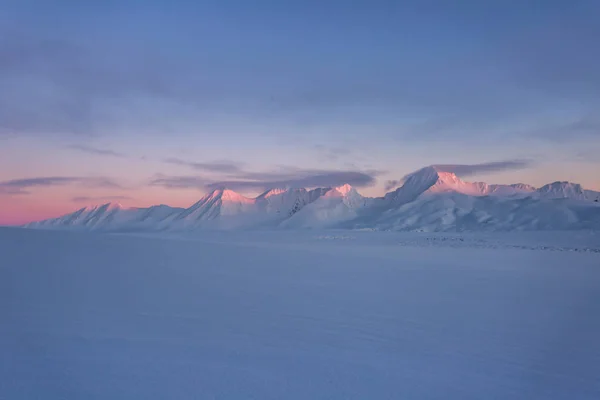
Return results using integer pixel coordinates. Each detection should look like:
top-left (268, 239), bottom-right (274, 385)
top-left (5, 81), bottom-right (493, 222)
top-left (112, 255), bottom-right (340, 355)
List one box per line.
top-left (495, 4), bottom-right (600, 99)
top-left (163, 158), bottom-right (242, 174)
top-left (149, 168), bottom-right (380, 191)
top-left (0, 187), bottom-right (29, 195)
top-left (149, 175), bottom-right (209, 190)
top-left (534, 114), bottom-right (600, 142)
top-left (574, 149), bottom-right (600, 163)
top-left (0, 28), bottom-right (188, 136)
top-left (72, 195), bottom-right (133, 203)
top-left (0, 176), bottom-right (122, 195)
top-left (66, 144), bottom-right (126, 157)
top-left (206, 170), bottom-right (377, 191)
top-left (313, 145), bottom-right (353, 162)
top-left (3, 2), bottom-right (598, 150)
top-left (430, 160), bottom-right (533, 177)
top-left (384, 180), bottom-right (402, 191)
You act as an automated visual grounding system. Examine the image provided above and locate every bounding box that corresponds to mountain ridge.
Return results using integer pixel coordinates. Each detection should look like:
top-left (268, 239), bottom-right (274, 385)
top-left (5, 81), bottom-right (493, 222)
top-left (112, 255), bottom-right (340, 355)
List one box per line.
top-left (23, 166), bottom-right (600, 232)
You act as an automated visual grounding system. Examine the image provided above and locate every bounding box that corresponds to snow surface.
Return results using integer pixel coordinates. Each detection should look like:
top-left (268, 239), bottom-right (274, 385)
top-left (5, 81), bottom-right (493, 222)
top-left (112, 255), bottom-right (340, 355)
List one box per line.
top-left (1, 227), bottom-right (599, 399)
top-left (23, 166), bottom-right (600, 232)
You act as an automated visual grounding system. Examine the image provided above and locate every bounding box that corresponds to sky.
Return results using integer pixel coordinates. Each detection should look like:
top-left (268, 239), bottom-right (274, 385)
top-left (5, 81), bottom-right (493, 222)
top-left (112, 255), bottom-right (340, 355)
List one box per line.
top-left (1, 0), bottom-right (599, 225)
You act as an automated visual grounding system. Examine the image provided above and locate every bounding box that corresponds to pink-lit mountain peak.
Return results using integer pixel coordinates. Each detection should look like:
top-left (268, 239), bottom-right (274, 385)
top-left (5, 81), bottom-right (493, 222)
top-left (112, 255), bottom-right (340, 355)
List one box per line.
top-left (384, 165), bottom-right (538, 204)
top-left (333, 183), bottom-right (355, 196)
top-left (203, 188), bottom-right (254, 203)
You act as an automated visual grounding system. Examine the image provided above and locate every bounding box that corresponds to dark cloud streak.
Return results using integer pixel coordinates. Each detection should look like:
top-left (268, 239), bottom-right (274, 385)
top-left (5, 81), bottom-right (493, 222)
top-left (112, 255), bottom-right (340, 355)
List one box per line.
top-left (149, 168), bottom-right (380, 191)
top-left (384, 180), bottom-right (401, 191)
top-left (72, 195), bottom-right (133, 203)
top-left (149, 175), bottom-right (208, 190)
top-left (206, 171), bottom-right (377, 191)
top-left (430, 160), bottom-right (534, 178)
top-left (67, 144), bottom-right (126, 157)
top-left (163, 158), bottom-right (242, 174)
top-left (534, 114), bottom-right (600, 142)
top-left (0, 176), bottom-right (123, 195)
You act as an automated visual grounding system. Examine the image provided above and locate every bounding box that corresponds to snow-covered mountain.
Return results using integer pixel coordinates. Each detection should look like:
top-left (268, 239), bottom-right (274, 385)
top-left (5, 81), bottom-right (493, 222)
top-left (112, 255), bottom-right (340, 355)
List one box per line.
top-left (168, 189), bottom-right (256, 229)
top-left (536, 181), bottom-right (600, 201)
top-left (165, 187), bottom-right (331, 230)
top-left (383, 166), bottom-right (536, 203)
top-left (282, 184), bottom-right (372, 228)
top-left (24, 203), bottom-right (185, 231)
top-left (373, 193), bottom-right (600, 232)
top-left (23, 166), bottom-right (600, 232)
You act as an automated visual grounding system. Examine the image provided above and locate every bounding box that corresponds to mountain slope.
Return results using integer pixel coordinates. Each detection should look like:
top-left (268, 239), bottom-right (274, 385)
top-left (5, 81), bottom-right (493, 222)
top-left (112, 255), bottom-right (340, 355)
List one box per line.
top-left (537, 182), bottom-right (600, 201)
top-left (282, 185), bottom-right (372, 228)
top-left (170, 189), bottom-right (255, 229)
top-left (24, 203), bottom-right (185, 231)
top-left (24, 203), bottom-right (133, 230)
top-left (167, 187), bottom-right (330, 230)
top-left (372, 192), bottom-right (600, 232)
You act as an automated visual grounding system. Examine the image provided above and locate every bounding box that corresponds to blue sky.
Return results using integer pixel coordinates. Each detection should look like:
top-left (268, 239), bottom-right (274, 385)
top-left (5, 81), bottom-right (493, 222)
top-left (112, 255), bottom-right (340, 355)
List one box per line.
top-left (1, 0), bottom-right (599, 223)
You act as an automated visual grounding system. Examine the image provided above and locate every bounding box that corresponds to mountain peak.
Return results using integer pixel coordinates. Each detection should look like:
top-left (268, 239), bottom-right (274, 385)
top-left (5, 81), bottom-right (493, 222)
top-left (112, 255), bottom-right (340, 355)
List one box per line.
top-left (404, 166), bottom-right (460, 187)
top-left (387, 165), bottom-right (527, 203)
top-left (537, 181), bottom-right (588, 200)
top-left (205, 188), bottom-right (251, 203)
top-left (258, 188), bottom-right (293, 198)
top-left (104, 202), bottom-right (125, 210)
top-left (221, 189), bottom-right (249, 202)
top-left (385, 166), bottom-right (460, 203)
top-left (540, 181), bottom-right (584, 190)
top-left (74, 202), bottom-right (127, 213)
top-left (334, 184), bottom-right (354, 195)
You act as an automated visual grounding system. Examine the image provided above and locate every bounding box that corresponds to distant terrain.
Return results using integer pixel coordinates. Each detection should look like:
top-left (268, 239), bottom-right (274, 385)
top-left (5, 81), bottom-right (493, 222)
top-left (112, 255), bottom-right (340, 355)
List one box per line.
top-left (23, 166), bottom-right (600, 232)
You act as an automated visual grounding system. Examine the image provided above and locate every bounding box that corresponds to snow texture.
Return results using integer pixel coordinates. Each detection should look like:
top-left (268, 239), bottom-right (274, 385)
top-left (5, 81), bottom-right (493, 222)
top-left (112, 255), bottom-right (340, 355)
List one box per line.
top-left (1, 227), bottom-right (599, 399)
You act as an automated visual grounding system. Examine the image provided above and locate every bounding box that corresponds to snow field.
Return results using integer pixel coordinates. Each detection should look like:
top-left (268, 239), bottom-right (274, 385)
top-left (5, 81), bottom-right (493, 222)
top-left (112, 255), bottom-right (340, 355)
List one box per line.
top-left (2, 227), bottom-right (599, 399)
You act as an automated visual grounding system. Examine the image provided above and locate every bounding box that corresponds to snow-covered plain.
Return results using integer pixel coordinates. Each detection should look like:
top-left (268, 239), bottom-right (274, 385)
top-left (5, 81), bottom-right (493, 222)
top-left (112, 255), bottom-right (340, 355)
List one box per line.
top-left (2, 227), bottom-right (599, 399)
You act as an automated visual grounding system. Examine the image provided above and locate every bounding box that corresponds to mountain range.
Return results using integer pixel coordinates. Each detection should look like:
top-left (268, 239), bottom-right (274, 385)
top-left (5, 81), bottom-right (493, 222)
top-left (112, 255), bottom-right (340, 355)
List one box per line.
top-left (24, 166), bottom-right (600, 232)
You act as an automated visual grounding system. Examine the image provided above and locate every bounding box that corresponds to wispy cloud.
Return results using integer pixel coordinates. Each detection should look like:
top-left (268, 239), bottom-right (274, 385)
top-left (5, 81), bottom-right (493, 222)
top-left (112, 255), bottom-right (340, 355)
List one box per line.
top-left (150, 167), bottom-right (380, 191)
top-left (0, 186), bottom-right (29, 195)
top-left (533, 114), bottom-right (600, 143)
top-left (163, 158), bottom-right (242, 174)
top-left (0, 29), bottom-right (186, 136)
top-left (149, 175), bottom-right (209, 190)
top-left (313, 145), bottom-right (353, 162)
top-left (430, 160), bottom-right (534, 177)
top-left (66, 144), bottom-right (126, 158)
top-left (2, 2), bottom-right (599, 145)
top-left (0, 176), bottom-right (122, 195)
top-left (574, 149), bottom-right (600, 163)
top-left (206, 170), bottom-right (377, 191)
top-left (72, 195), bottom-right (133, 203)
top-left (384, 180), bottom-right (402, 191)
